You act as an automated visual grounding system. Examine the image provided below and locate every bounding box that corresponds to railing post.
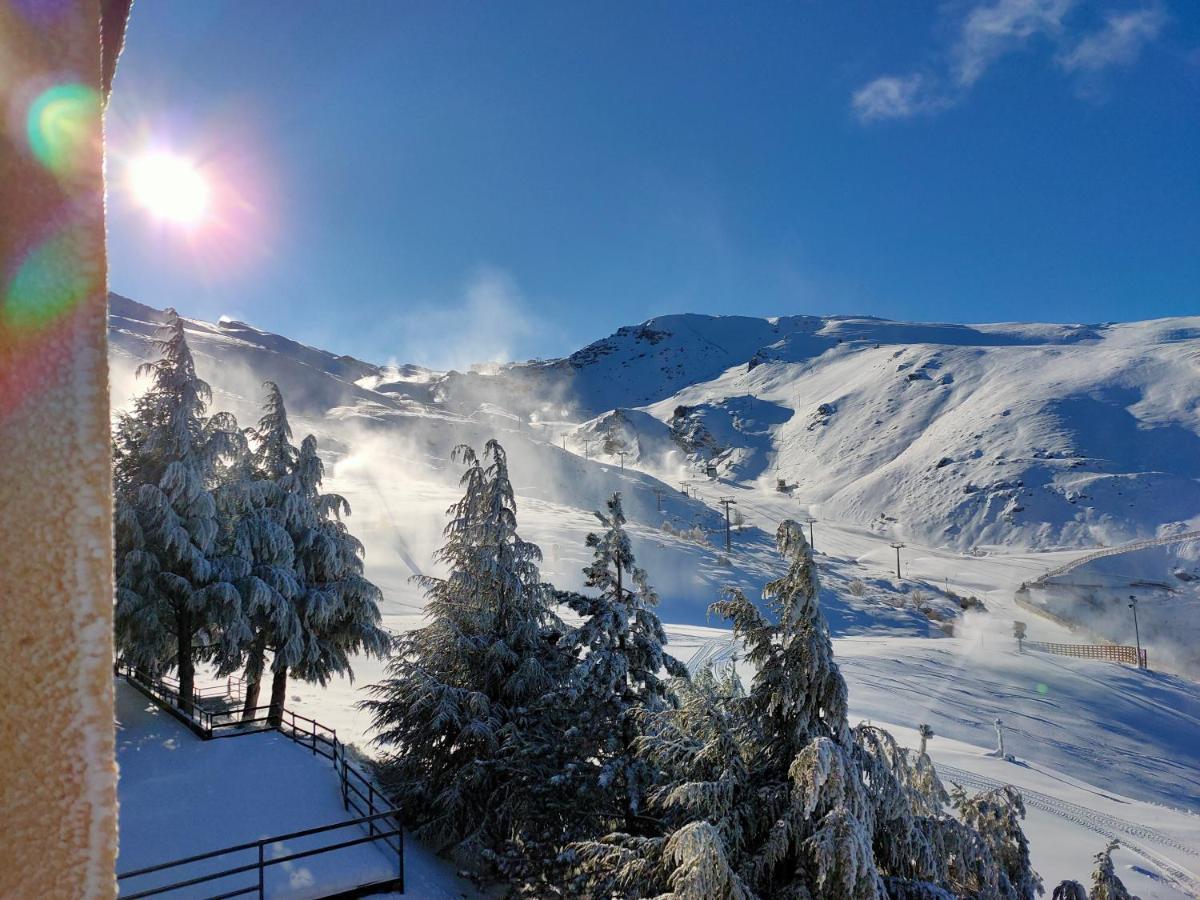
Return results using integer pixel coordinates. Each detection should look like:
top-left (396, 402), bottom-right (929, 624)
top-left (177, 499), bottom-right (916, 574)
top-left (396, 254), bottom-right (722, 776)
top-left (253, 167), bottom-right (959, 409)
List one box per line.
top-left (398, 816), bottom-right (405, 893)
top-left (338, 742), bottom-right (349, 811)
top-left (312, 718), bottom-right (317, 754)
top-left (258, 840), bottom-right (265, 898)
top-left (368, 784), bottom-right (376, 835)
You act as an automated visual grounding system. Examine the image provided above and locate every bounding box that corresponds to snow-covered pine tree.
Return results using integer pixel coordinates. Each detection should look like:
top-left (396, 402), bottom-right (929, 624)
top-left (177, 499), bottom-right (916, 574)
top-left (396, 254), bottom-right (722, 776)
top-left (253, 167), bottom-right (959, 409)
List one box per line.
top-left (572, 666), bottom-right (755, 899)
top-left (575, 520), bottom-right (883, 898)
top-left (211, 382), bottom-right (305, 720)
top-left (559, 492), bottom-right (688, 834)
top-left (362, 440), bottom-right (569, 865)
top-left (949, 784), bottom-right (1043, 899)
top-left (1089, 840), bottom-right (1137, 900)
top-left (1048, 841), bottom-right (1139, 900)
top-left (113, 310), bottom-right (247, 709)
top-left (266, 433), bottom-right (389, 724)
top-left (852, 724), bottom-right (946, 887)
top-left (717, 520), bottom-right (851, 762)
top-left (572, 520), bottom-right (1042, 900)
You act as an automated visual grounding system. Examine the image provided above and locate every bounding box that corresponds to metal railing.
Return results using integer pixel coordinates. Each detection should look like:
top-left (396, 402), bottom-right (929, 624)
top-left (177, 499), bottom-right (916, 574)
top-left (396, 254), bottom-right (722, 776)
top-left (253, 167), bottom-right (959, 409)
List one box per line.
top-left (116, 810), bottom-right (402, 899)
top-left (116, 662), bottom-right (222, 739)
top-left (1023, 639), bottom-right (1148, 669)
top-left (114, 665), bottom-right (404, 897)
top-left (152, 670), bottom-right (245, 707)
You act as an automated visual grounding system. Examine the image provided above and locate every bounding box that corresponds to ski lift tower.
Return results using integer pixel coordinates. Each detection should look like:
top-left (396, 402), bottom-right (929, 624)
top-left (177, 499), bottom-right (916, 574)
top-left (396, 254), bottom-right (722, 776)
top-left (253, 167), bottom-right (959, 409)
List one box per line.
top-left (890, 541), bottom-right (905, 580)
top-left (719, 497), bottom-right (738, 552)
top-left (803, 515), bottom-right (817, 550)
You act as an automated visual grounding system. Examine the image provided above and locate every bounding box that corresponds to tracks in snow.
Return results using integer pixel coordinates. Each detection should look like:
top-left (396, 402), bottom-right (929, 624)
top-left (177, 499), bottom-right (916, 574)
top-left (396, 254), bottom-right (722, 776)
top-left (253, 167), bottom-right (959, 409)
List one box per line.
top-left (939, 764), bottom-right (1200, 896)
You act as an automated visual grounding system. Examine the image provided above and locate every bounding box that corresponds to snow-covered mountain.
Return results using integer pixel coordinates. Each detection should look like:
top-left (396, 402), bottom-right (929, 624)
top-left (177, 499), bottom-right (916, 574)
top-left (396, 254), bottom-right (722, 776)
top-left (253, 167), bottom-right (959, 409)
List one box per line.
top-left (113, 295), bottom-right (1200, 553)
top-left (461, 313), bottom-right (1200, 551)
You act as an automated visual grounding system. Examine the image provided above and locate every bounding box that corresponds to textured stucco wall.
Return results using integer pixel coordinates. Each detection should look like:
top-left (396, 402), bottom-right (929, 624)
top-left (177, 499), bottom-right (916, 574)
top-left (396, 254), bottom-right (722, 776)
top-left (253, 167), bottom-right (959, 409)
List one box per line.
top-left (0, 1), bottom-right (119, 895)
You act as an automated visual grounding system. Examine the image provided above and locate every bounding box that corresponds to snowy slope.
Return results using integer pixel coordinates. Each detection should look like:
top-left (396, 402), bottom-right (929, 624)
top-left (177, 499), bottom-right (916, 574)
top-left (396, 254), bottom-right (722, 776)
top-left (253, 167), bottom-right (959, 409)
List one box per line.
top-left (629, 316), bottom-right (1200, 551)
top-left (432, 311), bottom-right (1200, 551)
top-left (108, 295), bottom-right (1200, 895)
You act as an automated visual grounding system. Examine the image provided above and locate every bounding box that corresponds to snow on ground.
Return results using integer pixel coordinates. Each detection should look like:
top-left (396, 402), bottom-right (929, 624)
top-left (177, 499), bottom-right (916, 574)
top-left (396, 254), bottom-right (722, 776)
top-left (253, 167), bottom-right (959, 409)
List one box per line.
top-left (109, 295), bottom-right (1200, 896)
top-left (836, 633), bottom-right (1200, 814)
top-left (115, 680), bottom-right (479, 899)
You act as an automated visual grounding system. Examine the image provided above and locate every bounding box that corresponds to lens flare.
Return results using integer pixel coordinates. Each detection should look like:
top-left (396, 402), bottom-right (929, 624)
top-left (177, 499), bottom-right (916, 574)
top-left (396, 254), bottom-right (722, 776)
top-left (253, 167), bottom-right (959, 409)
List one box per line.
top-left (127, 152), bottom-right (210, 225)
top-left (26, 83), bottom-right (100, 178)
top-left (3, 224), bottom-right (97, 331)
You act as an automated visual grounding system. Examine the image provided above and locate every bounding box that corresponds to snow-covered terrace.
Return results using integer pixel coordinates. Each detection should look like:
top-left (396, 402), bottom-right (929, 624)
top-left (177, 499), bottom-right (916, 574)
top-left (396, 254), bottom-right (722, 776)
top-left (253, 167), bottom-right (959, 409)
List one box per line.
top-left (115, 679), bottom-right (400, 899)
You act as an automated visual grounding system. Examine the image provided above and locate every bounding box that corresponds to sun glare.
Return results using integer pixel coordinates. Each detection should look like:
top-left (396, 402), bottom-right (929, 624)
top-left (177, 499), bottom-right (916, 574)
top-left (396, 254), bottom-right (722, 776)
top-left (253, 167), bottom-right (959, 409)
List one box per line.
top-left (128, 152), bottom-right (210, 225)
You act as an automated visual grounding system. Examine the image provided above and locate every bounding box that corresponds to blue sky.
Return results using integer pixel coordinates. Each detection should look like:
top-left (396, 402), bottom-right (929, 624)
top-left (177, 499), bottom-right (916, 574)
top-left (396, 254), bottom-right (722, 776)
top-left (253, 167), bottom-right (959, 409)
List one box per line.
top-left (106, 2), bottom-right (1199, 369)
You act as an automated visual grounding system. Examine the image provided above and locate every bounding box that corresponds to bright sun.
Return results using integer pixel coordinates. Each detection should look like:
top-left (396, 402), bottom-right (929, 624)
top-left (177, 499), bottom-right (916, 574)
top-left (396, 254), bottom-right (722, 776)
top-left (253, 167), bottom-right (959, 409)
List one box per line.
top-left (128, 152), bottom-right (210, 225)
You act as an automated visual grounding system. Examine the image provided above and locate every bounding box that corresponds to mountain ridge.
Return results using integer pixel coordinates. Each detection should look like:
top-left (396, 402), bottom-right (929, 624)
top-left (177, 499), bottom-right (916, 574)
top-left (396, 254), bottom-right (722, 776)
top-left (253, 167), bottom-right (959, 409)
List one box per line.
top-left (107, 293), bottom-right (1200, 551)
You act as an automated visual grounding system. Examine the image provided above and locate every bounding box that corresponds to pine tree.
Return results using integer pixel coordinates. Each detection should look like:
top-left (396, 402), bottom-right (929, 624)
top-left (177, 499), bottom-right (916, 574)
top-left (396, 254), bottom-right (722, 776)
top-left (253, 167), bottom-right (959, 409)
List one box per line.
top-left (1089, 841), bottom-right (1137, 900)
top-left (574, 521), bottom-right (883, 898)
top-left (211, 382), bottom-right (304, 720)
top-left (1050, 841), bottom-right (1140, 900)
top-left (571, 520), bottom-right (1042, 900)
top-left (113, 310), bottom-right (247, 709)
top-left (559, 492), bottom-right (688, 834)
top-left (572, 666), bottom-right (755, 898)
top-left (362, 440), bottom-right (569, 863)
top-left (948, 784), bottom-right (1043, 899)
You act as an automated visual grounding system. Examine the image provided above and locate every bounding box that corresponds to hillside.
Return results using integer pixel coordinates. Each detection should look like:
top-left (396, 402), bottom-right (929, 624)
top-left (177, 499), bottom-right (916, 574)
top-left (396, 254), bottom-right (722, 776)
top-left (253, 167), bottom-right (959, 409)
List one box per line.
top-left (112, 296), bottom-right (1200, 553)
top-left (454, 312), bottom-right (1200, 551)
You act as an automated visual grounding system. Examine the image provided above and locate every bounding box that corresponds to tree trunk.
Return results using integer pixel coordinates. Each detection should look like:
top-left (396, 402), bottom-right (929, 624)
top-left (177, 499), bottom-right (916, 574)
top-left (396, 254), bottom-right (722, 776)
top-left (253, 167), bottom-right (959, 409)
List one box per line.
top-left (241, 636), bottom-right (266, 721)
top-left (268, 666), bottom-right (288, 727)
top-left (176, 606), bottom-right (195, 712)
top-left (242, 674), bottom-right (262, 721)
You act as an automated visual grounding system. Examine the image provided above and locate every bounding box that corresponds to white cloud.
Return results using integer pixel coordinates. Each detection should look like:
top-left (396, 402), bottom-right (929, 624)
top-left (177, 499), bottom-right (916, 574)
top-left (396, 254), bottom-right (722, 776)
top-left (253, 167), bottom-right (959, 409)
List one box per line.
top-left (953, 0), bottom-right (1076, 86)
top-left (1057, 7), bottom-right (1167, 73)
top-left (851, 0), bottom-right (1164, 124)
top-left (852, 74), bottom-right (948, 123)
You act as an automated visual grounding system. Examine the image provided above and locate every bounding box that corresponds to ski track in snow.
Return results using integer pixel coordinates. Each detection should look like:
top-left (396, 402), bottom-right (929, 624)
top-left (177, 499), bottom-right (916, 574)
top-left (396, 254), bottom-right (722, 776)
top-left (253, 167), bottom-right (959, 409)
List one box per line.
top-left (939, 764), bottom-right (1200, 896)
